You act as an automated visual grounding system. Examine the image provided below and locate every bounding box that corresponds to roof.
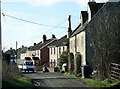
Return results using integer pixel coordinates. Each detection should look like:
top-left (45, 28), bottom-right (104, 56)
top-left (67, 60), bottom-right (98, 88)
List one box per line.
top-left (70, 21), bottom-right (89, 37)
top-left (81, 11), bottom-right (88, 20)
top-left (28, 38), bottom-right (56, 51)
top-left (88, 2), bottom-right (105, 13)
top-left (49, 35), bottom-right (68, 47)
top-left (17, 47), bottom-right (27, 59)
top-left (17, 47), bottom-right (27, 53)
top-left (5, 49), bottom-right (16, 55)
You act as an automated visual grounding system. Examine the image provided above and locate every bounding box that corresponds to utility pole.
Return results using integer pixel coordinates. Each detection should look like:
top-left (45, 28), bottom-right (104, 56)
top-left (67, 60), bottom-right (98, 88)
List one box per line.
top-left (0, 0), bottom-right (2, 88)
top-left (68, 15), bottom-right (72, 72)
top-left (15, 41), bottom-right (17, 61)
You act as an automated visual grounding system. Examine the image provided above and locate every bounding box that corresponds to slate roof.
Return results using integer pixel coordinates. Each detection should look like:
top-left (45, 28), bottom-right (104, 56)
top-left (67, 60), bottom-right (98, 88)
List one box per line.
top-left (17, 47), bottom-right (27, 53)
top-left (5, 49), bottom-right (16, 55)
top-left (70, 21), bottom-right (89, 37)
top-left (88, 2), bottom-right (105, 13)
top-left (70, 2), bottom-right (105, 37)
top-left (81, 11), bottom-right (88, 23)
top-left (28, 38), bottom-right (56, 51)
top-left (49, 35), bottom-right (68, 47)
top-left (17, 47), bottom-right (27, 59)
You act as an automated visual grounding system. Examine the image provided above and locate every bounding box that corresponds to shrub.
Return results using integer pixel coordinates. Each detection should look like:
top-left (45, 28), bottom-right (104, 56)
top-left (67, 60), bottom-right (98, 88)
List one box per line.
top-left (75, 52), bottom-right (81, 75)
top-left (59, 50), bottom-right (68, 67)
top-left (2, 60), bottom-right (22, 80)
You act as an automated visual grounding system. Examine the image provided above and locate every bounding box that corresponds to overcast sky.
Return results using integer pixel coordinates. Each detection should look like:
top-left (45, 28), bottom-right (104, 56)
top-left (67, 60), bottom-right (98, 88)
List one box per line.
top-left (2, 0), bottom-right (108, 51)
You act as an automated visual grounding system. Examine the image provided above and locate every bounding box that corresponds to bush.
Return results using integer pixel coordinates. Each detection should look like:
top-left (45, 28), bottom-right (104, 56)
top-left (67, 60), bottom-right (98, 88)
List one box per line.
top-left (2, 60), bottom-right (22, 80)
top-left (54, 67), bottom-right (59, 72)
top-left (75, 52), bottom-right (81, 75)
top-left (59, 50), bottom-right (68, 68)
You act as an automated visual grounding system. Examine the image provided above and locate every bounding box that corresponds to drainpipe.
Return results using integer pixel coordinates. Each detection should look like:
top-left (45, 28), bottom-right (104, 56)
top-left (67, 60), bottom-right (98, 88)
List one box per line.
top-left (74, 35), bottom-right (77, 73)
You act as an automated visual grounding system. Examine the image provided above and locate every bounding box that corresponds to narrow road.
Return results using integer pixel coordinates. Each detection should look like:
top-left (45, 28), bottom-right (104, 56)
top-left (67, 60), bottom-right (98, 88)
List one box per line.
top-left (23, 72), bottom-right (89, 88)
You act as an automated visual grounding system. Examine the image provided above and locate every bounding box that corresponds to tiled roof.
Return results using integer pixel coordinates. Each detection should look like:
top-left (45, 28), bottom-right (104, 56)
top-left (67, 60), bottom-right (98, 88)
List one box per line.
top-left (49, 35), bottom-right (68, 47)
top-left (70, 21), bottom-right (89, 37)
top-left (28, 38), bottom-right (56, 51)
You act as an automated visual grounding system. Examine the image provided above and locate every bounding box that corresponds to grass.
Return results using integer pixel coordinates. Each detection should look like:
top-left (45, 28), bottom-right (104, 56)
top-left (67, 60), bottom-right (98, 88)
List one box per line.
top-left (64, 72), bottom-right (120, 88)
top-left (85, 79), bottom-right (119, 87)
top-left (64, 72), bottom-right (81, 78)
top-left (2, 77), bottom-right (34, 89)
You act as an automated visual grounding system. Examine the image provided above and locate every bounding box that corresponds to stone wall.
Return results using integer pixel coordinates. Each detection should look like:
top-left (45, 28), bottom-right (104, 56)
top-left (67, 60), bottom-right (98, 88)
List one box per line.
top-left (86, 2), bottom-right (120, 79)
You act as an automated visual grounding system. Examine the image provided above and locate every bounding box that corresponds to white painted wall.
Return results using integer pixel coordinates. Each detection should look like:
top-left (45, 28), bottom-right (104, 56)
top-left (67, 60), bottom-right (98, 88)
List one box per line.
top-left (70, 36), bottom-right (76, 56)
top-left (76, 31), bottom-right (86, 66)
top-left (49, 46), bottom-right (67, 67)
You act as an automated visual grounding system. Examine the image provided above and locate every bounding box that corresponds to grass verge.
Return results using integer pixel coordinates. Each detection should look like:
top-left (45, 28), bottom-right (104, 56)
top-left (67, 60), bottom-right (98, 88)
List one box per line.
top-left (63, 72), bottom-right (81, 78)
top-left (85, 79), bottom-right (119, 87)
top-left (2, 77), bottom-right (34, 89)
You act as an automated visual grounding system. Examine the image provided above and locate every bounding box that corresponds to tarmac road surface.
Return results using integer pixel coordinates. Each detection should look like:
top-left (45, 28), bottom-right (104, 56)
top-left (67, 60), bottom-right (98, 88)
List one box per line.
top-left (23, 72), bottom-right (89, 89)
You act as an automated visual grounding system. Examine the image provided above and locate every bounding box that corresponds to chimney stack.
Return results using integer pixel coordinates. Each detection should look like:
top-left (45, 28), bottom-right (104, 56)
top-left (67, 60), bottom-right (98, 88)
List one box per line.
top-left (34, 43), bottom-right (36, 46)
top-left (68, 15), bottom-right (72, 38)
top-left (22, 45), bottom-right (24, 48)
top-left (52, 34), bottom-right (56, 39)
top-left (43, 35), bottom-right (47, 43)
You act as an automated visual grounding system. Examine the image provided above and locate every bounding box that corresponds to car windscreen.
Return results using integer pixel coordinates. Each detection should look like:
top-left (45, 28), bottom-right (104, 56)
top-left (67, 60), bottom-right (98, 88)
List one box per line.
top-left (25, 62), bottom-right (33, 65)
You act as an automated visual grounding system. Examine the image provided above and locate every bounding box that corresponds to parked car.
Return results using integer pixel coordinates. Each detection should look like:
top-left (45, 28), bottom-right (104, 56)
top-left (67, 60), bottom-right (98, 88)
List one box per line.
top-left (22, 60), bottom-right (35, 72)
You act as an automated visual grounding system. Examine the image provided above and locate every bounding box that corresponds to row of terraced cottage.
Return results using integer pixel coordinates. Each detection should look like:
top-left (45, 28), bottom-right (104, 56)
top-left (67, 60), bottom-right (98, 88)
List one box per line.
top-left (18, 1), bottom-right (120, 79)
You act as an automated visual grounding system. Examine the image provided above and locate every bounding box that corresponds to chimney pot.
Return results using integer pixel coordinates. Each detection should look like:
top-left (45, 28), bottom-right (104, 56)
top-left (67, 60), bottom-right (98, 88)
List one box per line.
top-left (22, 45), bottom-right (24, 48)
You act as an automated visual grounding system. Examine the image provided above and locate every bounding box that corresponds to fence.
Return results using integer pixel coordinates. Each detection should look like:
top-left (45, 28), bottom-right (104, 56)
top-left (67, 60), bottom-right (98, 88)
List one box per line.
top-left (110, 63), bottom-right (120, 80)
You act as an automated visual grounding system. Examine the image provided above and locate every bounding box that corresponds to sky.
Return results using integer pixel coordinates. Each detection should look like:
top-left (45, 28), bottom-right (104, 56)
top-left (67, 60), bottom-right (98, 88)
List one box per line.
top-left (1, 0), bottom-right (108, 51)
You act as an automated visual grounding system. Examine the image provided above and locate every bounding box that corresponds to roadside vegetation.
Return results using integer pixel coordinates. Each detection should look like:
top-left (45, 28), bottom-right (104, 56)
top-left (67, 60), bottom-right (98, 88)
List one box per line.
top-left (64, 71), bottom-right (81, 78)
top-left (2, 60), bottom-right (34, 89)
top-left (64, 71), bottom-right (120, 87)
top-left (85, 79), bottom-right (120, 87)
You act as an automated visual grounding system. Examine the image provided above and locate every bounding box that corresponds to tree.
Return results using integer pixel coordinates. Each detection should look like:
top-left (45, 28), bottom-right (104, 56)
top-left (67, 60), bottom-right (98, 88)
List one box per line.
top-left (59, 50), bottom-right (68, 67)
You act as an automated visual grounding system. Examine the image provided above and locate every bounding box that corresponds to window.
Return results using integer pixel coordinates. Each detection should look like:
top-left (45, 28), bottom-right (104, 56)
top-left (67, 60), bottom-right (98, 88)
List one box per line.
top-left (54, 59), bottom-right (56, 66)
top-left (54, 47), bottom-right (56, 54)
top-left (59, 47), bottom-right (61, 55)
top-left (51, 48), bottom-right (52, 55)
top-left (63, 46), bottom-right (65, 52)
top-left (37, 50), bottom-right (39, 56)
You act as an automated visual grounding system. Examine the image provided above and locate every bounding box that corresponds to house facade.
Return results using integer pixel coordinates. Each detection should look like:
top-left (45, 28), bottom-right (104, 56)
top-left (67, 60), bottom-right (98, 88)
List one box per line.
top-left (85, 1), bottom-right (120, 79)
top-left (69, 1), bottom-right (105, 73)
top-left (21, 35), bottom-right (56, 66)
top-left (48, 35), bottom-right (68, 67)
